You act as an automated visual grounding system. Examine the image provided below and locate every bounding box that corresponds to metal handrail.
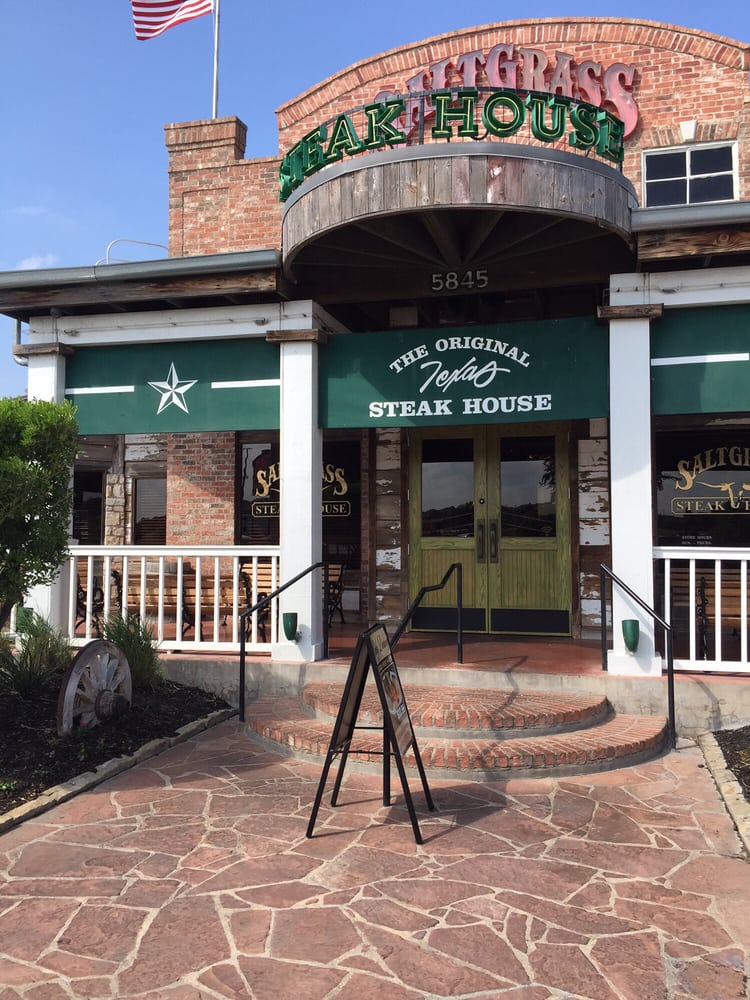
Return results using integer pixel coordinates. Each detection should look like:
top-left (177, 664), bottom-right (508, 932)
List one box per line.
top-left (599, 564), bottom-right (676, 749)
top-left (390, 563), bottom-right (463, 662)
top-left (238, 561), bottom-right (330, 717)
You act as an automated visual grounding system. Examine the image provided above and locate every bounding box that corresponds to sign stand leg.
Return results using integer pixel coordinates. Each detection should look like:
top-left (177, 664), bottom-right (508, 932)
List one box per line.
top-left (306, 750), bottom-right (337, 838)
top-left (383, 729), bottom-right (391, 806)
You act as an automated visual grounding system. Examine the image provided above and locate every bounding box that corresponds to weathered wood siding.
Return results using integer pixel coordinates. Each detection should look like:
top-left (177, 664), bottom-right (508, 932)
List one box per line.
top-left (373, 428), bottom-right (407, 625)
top-left (578, 432), bottom-right (611, 631)
top-left (283, 147), bottom-right (634, 266)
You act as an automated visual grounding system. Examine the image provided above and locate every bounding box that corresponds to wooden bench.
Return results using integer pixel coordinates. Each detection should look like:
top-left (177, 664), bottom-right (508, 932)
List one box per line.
top-left (79, 560), bottom-right (346, 643)
top-left (118, 569), bottom-right (238, 640)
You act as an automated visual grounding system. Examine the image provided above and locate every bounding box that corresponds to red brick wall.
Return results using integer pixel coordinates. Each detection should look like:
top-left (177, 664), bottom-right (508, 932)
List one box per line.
top-left (166, 433), bottom-right (236, 545)
top-left (276, 19), bottom-right (750, 202)
top-left (165, 118), bottom-right (281, 256)
top-left (165, 18), bottom-right (750, 255)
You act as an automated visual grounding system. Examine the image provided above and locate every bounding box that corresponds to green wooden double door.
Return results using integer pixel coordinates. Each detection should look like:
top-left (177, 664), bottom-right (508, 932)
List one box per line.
top-left (408, 425), bottom-right (572, 635)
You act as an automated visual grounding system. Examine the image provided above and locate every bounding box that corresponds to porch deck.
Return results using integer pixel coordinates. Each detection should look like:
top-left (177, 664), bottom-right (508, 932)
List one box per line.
top-left (322, 623), bottom-right (604, 676)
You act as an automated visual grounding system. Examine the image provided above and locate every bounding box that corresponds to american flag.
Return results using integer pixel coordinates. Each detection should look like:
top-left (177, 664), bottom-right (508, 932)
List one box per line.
top-left (131, 0), bottom-right (214, 40)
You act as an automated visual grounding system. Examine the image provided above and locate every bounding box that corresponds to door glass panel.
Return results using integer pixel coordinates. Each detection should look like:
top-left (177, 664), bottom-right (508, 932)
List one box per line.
top-left (500, 436), bottom-right (556, 538)
top-left (421, 438), bottom-right (474, 537)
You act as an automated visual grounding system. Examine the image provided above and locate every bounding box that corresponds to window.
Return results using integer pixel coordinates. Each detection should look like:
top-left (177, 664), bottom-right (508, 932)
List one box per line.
top-left (655, 431), bottom-right (750, 547)
top-left (644, 144), bottom-right (736, 207)
top-left (73, 470), bottom-right (104, 543)
top-left (421, 438), bottom-right (474, 538)
top-left (500, 436), bottom-right (556, 538)
top-left (238, 438), bottom-right (362, 566)
top-left (134, 478), bottom-right (166, 544)
top-left (239, 441), bottom-right (280, 545)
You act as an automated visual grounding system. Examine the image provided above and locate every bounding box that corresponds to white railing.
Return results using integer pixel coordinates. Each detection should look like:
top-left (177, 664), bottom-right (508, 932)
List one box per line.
top-left (654, 546), bottom-right (750, 674)
top-left (67, 546), bottom-right (280, 652)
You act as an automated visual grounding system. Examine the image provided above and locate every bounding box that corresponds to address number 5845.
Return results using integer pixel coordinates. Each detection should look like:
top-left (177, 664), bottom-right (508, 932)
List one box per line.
top-left (431, 269), bottom-right (488, 292)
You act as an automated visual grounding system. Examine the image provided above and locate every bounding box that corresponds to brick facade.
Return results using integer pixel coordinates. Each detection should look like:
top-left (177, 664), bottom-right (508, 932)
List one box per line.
top-left (165, 19), bottom-right (750, 259)
top-left (166, 433), bottom-right (236, 546)
top-left (156, 18), bottom-right (750, 632)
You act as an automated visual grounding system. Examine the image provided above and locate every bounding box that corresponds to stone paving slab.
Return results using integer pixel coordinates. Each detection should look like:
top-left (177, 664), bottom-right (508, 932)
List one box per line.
top-left (0, 720), bottom-right (748, 999)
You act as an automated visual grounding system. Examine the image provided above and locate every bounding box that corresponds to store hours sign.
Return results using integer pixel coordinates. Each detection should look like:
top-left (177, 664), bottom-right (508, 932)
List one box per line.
top-left (320, 317), bottom-right (607, 428)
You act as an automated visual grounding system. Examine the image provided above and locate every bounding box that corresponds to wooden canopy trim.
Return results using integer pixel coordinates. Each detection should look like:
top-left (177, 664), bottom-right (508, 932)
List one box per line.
top-left (637, 227), bottom-right (750, 262)
top-left (13, 342), bottom-right (75, 359)
top-left (282, 144), bottom-right (635, 279)
top-left (266, 329), bottom-right (329, 344)
top-left (597, 304), bottom-right (664, 321)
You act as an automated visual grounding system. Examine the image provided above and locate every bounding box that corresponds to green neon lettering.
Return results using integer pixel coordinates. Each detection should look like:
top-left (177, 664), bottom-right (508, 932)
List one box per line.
top-left (278, 141), bottom-right (305, 202)
top-left (324, 114), bottom-right (363, 163)
top-left (301, 125), bottom-right (327, 177)
top-left (481, 90), bottom-right (525, 137)
top-left (595, 109), bottom-right (625, 163)
top-left (363, 99), bottom-right (406, 148)
top-left (527, 94), bottom-right (568, 142)
top-left (430, 89), bottom-right (479, 139)
top-left (568, 102), bottom-right (598, 151)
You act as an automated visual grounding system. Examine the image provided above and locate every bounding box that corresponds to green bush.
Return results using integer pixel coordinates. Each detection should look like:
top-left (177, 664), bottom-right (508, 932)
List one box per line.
top-left (97, 612), bottom-right (162, 690)
top-left (0, 612), bottom-right (72, 700)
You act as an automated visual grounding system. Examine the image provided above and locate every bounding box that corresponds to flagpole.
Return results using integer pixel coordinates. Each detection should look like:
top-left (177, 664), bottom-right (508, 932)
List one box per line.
top-left (211, 0), bottom-right (220, 118)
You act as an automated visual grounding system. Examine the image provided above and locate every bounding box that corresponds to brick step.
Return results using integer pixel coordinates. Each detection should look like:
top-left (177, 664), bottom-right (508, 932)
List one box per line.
top-left (302, 682), bottom-right (609, 737)
top-left (244, 689), bottom-right (669, 780)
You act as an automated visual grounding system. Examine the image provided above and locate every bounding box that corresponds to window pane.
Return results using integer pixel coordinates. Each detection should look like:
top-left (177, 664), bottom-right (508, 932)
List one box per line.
top-left (691, 146), bottom-right (733, 175)
top-left (645, 151), bottom-right (685, 181)
top-left (646, 178), bottom-right (687, 206)
top-left (422, 438), bottom-right (474, 537)
top-left (134, 478), bottom-right (166, 544)
top-left (322, 439), bottom-right (361, 566)
top-left (655, 432), bottom-right (750, 547)
top-left (500, 436), bottom-right (556, 538)
top-left (689, 174), bottom-right (734, 203)
top-left (240, 442), bottom-right (280, 544)
top-left (73, 470), bottom-right (103, 543)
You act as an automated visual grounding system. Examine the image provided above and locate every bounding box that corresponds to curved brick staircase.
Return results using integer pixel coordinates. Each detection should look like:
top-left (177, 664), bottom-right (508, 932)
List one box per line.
top-left (244, 681), bottom-right (669, 780)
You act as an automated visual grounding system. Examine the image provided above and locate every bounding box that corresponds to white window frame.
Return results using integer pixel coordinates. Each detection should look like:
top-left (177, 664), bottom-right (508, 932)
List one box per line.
top-left (642, 141), bottom-right (738, 208)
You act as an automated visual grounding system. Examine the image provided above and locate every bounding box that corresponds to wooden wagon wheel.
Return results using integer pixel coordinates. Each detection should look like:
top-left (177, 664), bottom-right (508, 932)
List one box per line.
top-left (57, 639), bottom-right (132, 737)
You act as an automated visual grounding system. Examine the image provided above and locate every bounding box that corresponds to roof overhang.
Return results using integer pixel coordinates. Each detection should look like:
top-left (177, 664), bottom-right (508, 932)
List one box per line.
top-left (0, 250), bottom-right (284, 323)
top-left (281, 143), bottom-right (638, 301)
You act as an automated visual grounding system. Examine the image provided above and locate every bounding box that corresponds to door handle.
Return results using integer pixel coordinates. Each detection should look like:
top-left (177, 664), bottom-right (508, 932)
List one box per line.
top-left (476, 520), bottom-right (486, 563)
top-left (490, 520), bottom-right (498, 563)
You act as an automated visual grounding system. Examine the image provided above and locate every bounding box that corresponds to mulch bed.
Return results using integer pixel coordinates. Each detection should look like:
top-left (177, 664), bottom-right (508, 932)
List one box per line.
top-left (713, 724), bottom-right (750, 801)
top-left (0, 681), bottom-right (231, 815)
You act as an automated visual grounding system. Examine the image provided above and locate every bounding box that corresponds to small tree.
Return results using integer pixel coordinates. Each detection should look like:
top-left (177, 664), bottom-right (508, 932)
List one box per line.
top-left (0, 397), bottom-right (78, 631)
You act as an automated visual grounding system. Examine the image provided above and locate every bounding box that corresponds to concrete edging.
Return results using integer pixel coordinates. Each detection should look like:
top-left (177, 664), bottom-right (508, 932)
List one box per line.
top-left (0, 708), bottom-right (236, 835)
top-left (697, 731), bottom-right (750, 859)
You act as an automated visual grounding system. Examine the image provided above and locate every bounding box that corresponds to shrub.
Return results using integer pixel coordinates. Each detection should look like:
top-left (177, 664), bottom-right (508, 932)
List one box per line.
top-left (0, 612), bottom-right (72, 700)
top-left (97, 612), bottom-right (162, 690)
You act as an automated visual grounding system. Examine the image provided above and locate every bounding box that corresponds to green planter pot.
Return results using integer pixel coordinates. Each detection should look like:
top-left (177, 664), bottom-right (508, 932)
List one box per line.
top-left (282, 612), bottom-right (298, 642)
top-left (621, 618), bottom-right (640, 653)
top-left (15, 606), bottom-right (33, 633)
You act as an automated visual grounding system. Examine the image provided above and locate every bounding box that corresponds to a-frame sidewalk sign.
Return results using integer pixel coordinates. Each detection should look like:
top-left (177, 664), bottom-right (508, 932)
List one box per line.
top-left (306, 623), bottom-right (435, 844)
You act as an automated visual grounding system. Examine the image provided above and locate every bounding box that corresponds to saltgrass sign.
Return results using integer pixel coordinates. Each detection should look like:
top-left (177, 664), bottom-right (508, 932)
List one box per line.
top-left (279, 87), bottom-right (625, 201)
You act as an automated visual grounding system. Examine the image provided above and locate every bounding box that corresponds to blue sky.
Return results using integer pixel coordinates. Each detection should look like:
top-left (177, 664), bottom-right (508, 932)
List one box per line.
top-left (2, 1), bottom-right (749, 398)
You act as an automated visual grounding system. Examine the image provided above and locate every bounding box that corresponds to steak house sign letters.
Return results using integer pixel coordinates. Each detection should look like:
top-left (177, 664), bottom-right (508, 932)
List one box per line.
top-left (280, 43), bottom-right (638, 200)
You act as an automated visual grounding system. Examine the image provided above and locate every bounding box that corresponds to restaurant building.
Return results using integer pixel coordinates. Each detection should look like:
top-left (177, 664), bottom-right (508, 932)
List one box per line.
top-left (4, 17), bottom-right (750, 678)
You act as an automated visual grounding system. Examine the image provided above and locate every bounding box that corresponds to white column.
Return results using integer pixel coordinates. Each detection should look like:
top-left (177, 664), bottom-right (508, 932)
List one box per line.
top-left (23, 343), bottom-right (73, 630)
top-left (273, 334), bottom-right (324, 661)
top-left (607, 315), bottom-right (661, 676)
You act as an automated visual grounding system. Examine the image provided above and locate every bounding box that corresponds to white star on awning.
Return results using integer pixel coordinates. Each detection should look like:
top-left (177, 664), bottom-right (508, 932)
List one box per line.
top-left (148, 363), bottom-right (198, 414)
